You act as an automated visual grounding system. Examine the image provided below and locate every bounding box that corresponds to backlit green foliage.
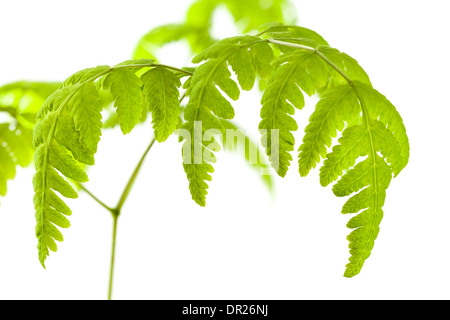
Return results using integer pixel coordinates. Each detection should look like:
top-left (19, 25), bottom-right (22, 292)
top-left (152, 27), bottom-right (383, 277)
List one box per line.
top-left (182, 36), bottom-right (274, 205)
top-left (258, 26), bottom-right (408, 277)
top-left (0, 81), bottom-right (59, 204)
top-left (31, 59), bottom-right (160, 267)
top-left (185, 24), bottom-right (409, 276)
top-left (142, 67), bottom-right (181, 142)
top-left (0, 7), bottom-right (408, 278)
top-left (133, 0), bottom-right (295, 60)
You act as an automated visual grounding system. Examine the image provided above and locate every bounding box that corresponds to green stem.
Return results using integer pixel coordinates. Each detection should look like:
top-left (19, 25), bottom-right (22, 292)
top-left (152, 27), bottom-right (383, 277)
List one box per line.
top-left (78, 184), bottom-right (115, 212)
top-left (79, 136), bottom-right (156, 300)
top-left (151, 63), bottom-right (193, 76)
top-left (267, 38), bottom-right (315, 52)
top-left (266, 38), bottom-right (354, 85)
top-left (313, 49), bottom-right (354, 85)
top-left (107, 137), bottom-right (156, 299)
top-left (115, 137), bottom-right (156, 211)
top-left (108, 213), bottom-right (118, 300)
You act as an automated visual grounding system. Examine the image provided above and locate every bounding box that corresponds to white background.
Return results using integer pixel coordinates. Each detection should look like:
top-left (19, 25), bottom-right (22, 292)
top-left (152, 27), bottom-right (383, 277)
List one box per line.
top-left (0, 0), bottom-right (449, 300)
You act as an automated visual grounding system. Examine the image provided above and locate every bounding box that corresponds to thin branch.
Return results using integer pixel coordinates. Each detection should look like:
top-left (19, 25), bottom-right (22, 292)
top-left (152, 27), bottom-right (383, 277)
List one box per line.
top-left (151, 63), bottom-right (193, 76)
top-left (108, 214), bottom-right (118, 300)
top-left (254, 25), bottom-right (300, 37)
top-left (114, 137), bottom-right (156, 212)
top-left (179, 90), bottom-right (187, 103)
top-left (78, 184), bottom-right (114, 213)
top-left (267, 38), bottom-right (315, 52)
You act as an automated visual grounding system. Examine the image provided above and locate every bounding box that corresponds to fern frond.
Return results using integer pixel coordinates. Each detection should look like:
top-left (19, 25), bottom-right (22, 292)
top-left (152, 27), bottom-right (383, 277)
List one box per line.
top-left (33, 83), bottom-right (99, 267)
top-left (353, 82), bottom-right (409, 169)
top-left (298, 84), bottom-right (360, 176)
top-left (31, 59), bottom-right (199, 265)
top-left (141, 67), bottom-right (181, 142)
top-left (259, 49), bottom-right (329, 176)
top-left (304, 81), bottom-right (408, 277)
top-left (180, 121), bottom-right (219, 207)
top-left (104, 68), bottom-right (143, 134)
top-left (320, 117), bottom-right (404, 277)
top-left (183, 36), bottom-right (274, 205)
top-left (260, 29), bottom-right (409, 276)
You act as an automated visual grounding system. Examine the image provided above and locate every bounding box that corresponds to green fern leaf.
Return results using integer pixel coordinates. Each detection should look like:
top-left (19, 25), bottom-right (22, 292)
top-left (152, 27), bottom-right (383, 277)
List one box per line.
top-left (262, 29), bottom-right (409, 276)
top-left (315, 83), bottom-right (408, 277)
top-left (61, 65), bottom-right (111, 88)
top-left (180, 120), bottom-right (220, 207)
top-left (250, 41), bottom-right (275, 80)
top-left (104, 68), bottom-right (143, 134)
top-left (141, 67), bottom-right (181, 142)
top-left (298, 84), bottom-right (360, 177)
top-left (32, 81), bottom-right (102, 267)
top-left (259, 50), bottom-right (329, 176)
top-left (183, 36), bottom-right (272, 205)
top-left (320, 119), bottom-right (403, 277)
top-left (32, 59), bottom-right (159, 266)
top-left (354, 82), bottom-right (409, 169)
top-left (70, 82), bottom-right (103, 154)
top-left (192, 36), bottom-right (270, 91)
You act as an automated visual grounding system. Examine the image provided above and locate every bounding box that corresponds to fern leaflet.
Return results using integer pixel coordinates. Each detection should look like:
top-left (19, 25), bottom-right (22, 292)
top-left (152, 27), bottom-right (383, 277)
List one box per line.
top-left (142, 67), bottom-right (182, 142)
top-left (183, 36), bottom-right (274, 205)
top-left (104, 68), bottom-right (143, 134)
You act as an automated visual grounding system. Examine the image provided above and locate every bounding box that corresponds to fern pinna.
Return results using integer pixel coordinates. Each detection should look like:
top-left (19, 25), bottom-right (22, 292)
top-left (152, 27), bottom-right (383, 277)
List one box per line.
top-left (31, 24), bottom-right (408, 277)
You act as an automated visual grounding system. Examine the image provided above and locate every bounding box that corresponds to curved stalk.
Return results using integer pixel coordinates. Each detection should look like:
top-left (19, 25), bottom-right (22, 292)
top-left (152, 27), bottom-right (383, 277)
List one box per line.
top-left (80, 136), bottom-right (156, 299)
top-left (78, 184), bottom-right (115, 212)
top-left (115, 137), bottom-right (156, 211)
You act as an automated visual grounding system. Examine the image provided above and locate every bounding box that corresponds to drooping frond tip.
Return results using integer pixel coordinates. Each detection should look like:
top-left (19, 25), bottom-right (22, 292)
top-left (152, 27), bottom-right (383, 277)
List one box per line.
top-left (256, 25), bottom-right (409, 276)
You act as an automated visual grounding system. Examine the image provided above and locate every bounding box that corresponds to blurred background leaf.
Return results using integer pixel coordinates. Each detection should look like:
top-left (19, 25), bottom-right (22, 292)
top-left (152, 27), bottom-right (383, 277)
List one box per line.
top-left (133, 0), bottom-right (296, 60)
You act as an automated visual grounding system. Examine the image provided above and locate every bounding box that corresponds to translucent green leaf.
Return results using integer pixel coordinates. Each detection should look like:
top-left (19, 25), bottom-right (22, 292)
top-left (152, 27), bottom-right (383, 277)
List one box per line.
top-left (104, 68), bottom-right (143, 134)
top-left (141, 67), bottom-right (181, 142)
